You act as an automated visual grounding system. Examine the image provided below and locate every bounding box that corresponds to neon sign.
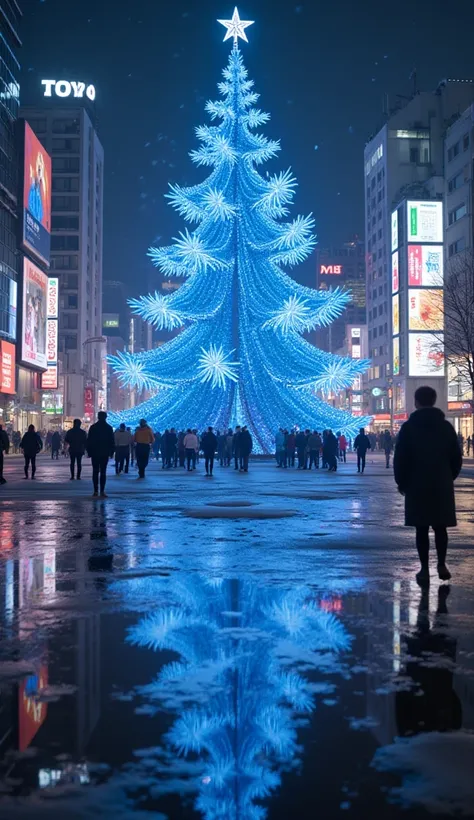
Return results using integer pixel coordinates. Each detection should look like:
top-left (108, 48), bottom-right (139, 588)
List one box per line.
top-left (320, 265), bottom-right (342, 275)
top-left (41, 80), bottom-right (96, 101)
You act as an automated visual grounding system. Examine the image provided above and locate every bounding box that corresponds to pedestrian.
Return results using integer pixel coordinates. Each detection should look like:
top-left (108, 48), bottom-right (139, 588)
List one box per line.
top-left (184, 428), bottom-right (198, 471)
top-left (354, 427), bottom-right (371, 473)
top-left (307, 430), bottom-right (322, 469)
top-left (134, 419), bottom-right (154, 479)
top-left (467, 435), bottom-right (471, 456)
top-left (65, 418), bottom-right (87, 480)
top-left (114, 423), bottom-right (133, 475)
top-left (0, 424), bottom-right (10, 485)
top-left (321, 430), bottom-right (329, 469)
top-left (326, 429), bottom-right (339, 471)
top-left (233, 425), bottom-right (242, 470)
top-left (217, 430), bottom-right (226, 467)
top-left (394, 385), bottom-right (462, 586)
top-left (239, 425), bottom-right (253, 472)
top-left (337, 431), bottom-right (347, 463)
top-left (286, 429), bottom-right (296, 467)
top-left (12, 430), bottom-right (21, 454)
top-left (152, 430), bottom-right (162, 462)
top-left (20, 424), bottom-right (43, 479)
top-left (382, 429), bottom-right (393, 468)
top-left (457, 432), bottom-right (464, 455)
top-left (295, 428), bottom-right (306, 469)
top-left (193, 430), bottom-right (201, 464)
top-left (225, 428), bottom-right (233, 466)
top-left (51, 430), bottom-right (61, 460)
top-left (160, 429), bottom-right (168, 469)
top-left (201, 426), bottom-right (218, 476)
top-left (169, 427), bottom-right (178, 468)
top-left (86, 411), bottom-right (115, 498)
top-left (177, 430), bottom-right (186, 468)
top-left (275, 428), bottom-right (285, 467)
top-left (127, 428), bottom-right (135, 468)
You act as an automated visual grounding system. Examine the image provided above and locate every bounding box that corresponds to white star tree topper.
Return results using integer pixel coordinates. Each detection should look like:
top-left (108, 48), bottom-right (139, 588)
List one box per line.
top-left (218, 7), bottom-right (254, 44)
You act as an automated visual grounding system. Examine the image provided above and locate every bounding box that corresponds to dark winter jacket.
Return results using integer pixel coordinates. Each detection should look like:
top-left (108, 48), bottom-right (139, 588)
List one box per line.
top-left (65, 426), bottom-right (87, 455)
top-left (86, 420), bottom-right (115, 459)
top-left (382, 432), bottom-right (393, 452)
top-left (20, 431), bottom-right (43, 456)
top-left (239, 429), bottom-right (253, 456)
top-left (354, 433), bottom-right (371, 454)
top-left (295, 432), bottom-right (306, 451)
top-left (307, 433), bottom-right (322, 451)
top-left (233, 431), bottom-right (242, 455)
top-left (165, 431), bottom-right (177, 453)
top-left (201, 431), bottom-right (218, 456)
top-left (0, 429), bottom-right (9, 453)
top-left (51, 431), bottom-right (61, 450)
top-left (325, 432), bottom-right (339, 456)
top-left (393, 407), bottom-right (462, 528)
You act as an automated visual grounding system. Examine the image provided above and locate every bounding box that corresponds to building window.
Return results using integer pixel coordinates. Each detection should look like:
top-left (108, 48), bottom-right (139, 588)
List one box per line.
top-left (51, 235), bottom-right (79, 251)
top-left (378, 286), bottom-right (383, 296)
top-left (409, 146), bottom-right (419, 164)
top-left (63, 274), bottom-right (78, 289)
top-left (447, 141), bottom-right (460, 162)
top-left (448, 171), bottom-right (463, 192)
top-left (52, 138), bottom-right (80, 153)
top-left (52, 214), bottom-right (79, 231)
top-left (26, 118), bottom-right (47, 134)
top-left (62, 313), bottom-right (78, 330)
top-left (50, 255), bottom-right (79, 270)
top-left (463, 133), bottom-right (470, 151)
top-left (373, 327), bottom-right (377, 338)
top-left (378, 304), bottom-right (383, 316)
top-left (67, 294), bottom-right (78, 308)
top-left (448, 203), bottom-right (467, 225)
top-left (64, 335), bottom-right (77, 351)
top-left (52, 118), bottom-right (80, 134)
top-left (52, 177), bottom-right (79, 193)
top-left (448, 237), bottom-right (466, 257)
top-left (52, 157), bottom-right (80, 173)
top-left (52, 195), bottom-right (79, 212)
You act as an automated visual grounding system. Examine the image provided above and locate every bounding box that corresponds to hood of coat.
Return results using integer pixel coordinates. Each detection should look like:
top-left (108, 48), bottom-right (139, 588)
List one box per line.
top-left (408, 406), bottom-right (446, 430)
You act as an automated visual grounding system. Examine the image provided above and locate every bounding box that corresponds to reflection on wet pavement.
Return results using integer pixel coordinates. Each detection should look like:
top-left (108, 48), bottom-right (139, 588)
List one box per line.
top-left (0, 458), bottom-right (473, 818)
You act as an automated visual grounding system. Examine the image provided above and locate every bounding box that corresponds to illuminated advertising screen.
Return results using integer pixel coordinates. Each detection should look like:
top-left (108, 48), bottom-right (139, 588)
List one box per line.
top-left (409, 333), bottom-right (444, 377)
top-left (21, 258), bottom-right (48, 370)
top-left (41, 366), bottom-right (58, 390)
top-left (8, 278), bottom-right (17, 340)
top-left (392, 336), bottom-right (400, 376)
top-left (391, 210), bottom-right (398, 252)
top-left (408, 289), bottom-right (443, 331)
top-left (408, 245), bottom-right (443, 287)
top-left (392, 293), bottom-right (399, 336)
top-left (407, 200), bottom-right (443, 244)
top-left (0, 340), bottom-right (15, 394)
top-left (42, 278), bottom-right (59, 389)
top-left (391, 251), bottom-right (399, 294)
top-left (23, 122), bottom-right (51, 267)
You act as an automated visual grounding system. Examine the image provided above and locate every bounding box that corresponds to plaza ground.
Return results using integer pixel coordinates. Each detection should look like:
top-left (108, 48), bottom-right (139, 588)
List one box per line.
top-left (0, 452), bottom-right (473, 818)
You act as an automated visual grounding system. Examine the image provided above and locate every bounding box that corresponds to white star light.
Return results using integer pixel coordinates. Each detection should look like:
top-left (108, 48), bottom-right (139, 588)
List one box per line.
top-left (198, 345), bottom-right (240, 389)
top-left (218, 7), bottom-right (254, 44)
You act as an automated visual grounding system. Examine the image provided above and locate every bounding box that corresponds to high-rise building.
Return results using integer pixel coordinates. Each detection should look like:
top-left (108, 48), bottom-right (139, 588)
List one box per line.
top-left (0, 1), bottom-right (22, 421)
top-left (314, 238), bottom-right (366, 354)
top-left (364, 78), bottom-right (474, 429)
top-left (20, 102), bottom-right (104, 422)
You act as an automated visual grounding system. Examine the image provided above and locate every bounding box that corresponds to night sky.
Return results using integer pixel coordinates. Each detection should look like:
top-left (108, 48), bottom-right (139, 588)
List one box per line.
top-left (20, 0), bottom-right (474, 295)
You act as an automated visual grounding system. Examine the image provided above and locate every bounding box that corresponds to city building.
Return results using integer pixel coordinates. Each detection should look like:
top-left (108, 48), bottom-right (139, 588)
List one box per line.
top-left (314, 238), bottom-right (366, 354)
top-left (20, 98), bottom-right (104, 425)
top-left (364, 78), bottom-right (474, 430)
top-left (330, 323), bottom-right (369, 421)
top-left (0, 0), bottom-right (22, 424)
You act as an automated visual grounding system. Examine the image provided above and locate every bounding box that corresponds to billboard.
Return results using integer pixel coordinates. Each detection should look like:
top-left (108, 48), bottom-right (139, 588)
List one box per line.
top-left (42, 392), bottom-right (63, 415)
top-left (409, 333), bottom-right (444, 377)
top-left (0, 340), bottom-right (15, 394)
top-left (8, 278), bottom-right (17, 340)
top-left (42, 277), bottom-right (59, 389)
top-left (408, 289), bottom-right (443, 331)
top-left (392, 294), bottom-right (399, 336)
top-left (408, 245), bottom-right (443, 287)
top-left (392, 336), bottom-right (400, 376)
top-left (391, 251), bottom-right (399, 294)
top-left (103, 314), bottom-right (120, 329)
top-left (23, 122), bottom-right (51, 267)
top-left (391, 210), bottom-right (398, 252)
top-left (21, 258), bottom-right (48, 370)
top-left (407, 201), bottom-right (443, 244)
top-left (84, 385), bottom-right (95, 420)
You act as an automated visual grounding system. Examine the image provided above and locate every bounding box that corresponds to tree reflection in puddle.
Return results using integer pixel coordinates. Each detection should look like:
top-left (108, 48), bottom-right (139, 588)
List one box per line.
top-left (127, 577), bottom-right (351, 818)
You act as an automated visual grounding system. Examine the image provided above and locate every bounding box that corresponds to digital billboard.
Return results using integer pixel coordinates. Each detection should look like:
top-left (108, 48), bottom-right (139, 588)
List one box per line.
top-left (22, 122), bottom-right (52, 267)
top-left (391, 251), bottom-right (399, 294)
top-left (409, 333), bottom-right (444, 377)
top-left (0, 340), bottom-right (15, 394)
top-left (408, 245), bottom-right (443, 287)
top-left (21, 258), bottom-right (48, 370)
top-left (408, 289), bottom-right (443, 331)
top-left (392, 336), bottom-right (400, 376)
top-left (392, 294), bottom-right (399, 336)
top-left (41, 278), bottom-right (59, 389)
top-left (8, 278), bottom-right (17, 340)
top-left (391, 210), bottom-right (398, 252)
top-left (407, 201), bottom-right (443, 244)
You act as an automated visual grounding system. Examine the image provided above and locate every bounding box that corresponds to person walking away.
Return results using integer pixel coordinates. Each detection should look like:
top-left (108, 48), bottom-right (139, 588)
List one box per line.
top-left (21, 424), bottom-right (43, 479)
top-left (225, 428), bottom-right (233, 466)
top-left (307, 430), bottom-right (321, 469)
top-left (194, 430), bottom-right (201, 465)
top-left (457, 432), bottom-right (464, 456)
top-left (152, 431), bottom-right (162, 462)
top-left (184, 428), bottom-right (198, 471)
top-left (170, 427), bottom-right (178, 467)
top-left (51, 430), bottom-right (61, 460)
top-left (217, 430), bottom-right (226, 467)
top-left (12, 430), bottom-right (21, 454)
top-left (467, 435), bottom-right (472, 456)
top-left (239, 426), bottom-right (253, 472)
top-left (295, 429), bottom-right (306, 469)
top-left (275, 428), bottom-right (285, 467)
top-left (383, 429), bottom-right (393, 468)
top-left (201, 426), bottom-right (218, 476)
top-left (178, 431), bottom-right (186, 468)
top-left (326, 429), bottom-right (339, 471)
top-left (394, 385), bottom-right (462, 586)
top-left (337, 432), bottom-right (347, 463)
top-left (134, 420), bottom-right (154, 479)
top-left (354, 428), bottom-right (371, 473)
top-left (321, 430), bottom-right (329, 469)
top-left (126, 428), bottom-right (135, 469)
top-left (233, 426), bottom-right (242, 470)
top-left (0, 425), bottom-right (10, 485)
top-left (286, 429), bottom-right (296, 467)
top-left (86, 411), bottom-right (115, 497)
top-left (65, 418), bottom-right (87, 480)
top-left (114, 423), bottom-right (133, 475)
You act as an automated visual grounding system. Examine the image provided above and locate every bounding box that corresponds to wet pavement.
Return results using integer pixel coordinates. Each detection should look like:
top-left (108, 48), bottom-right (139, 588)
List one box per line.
top-left (0, 453), bottom-right (473, 818)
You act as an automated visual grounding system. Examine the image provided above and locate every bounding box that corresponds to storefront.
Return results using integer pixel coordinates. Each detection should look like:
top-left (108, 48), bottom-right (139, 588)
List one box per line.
top-left (447, 401), bottom-right (473, 440)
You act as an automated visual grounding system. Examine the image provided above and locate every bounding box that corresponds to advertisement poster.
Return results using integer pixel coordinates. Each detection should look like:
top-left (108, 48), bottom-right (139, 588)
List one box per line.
top-left (408, 245), bottom-right (443, 287)
top-left (8, 278), bottom-right (17, 340)
top-left (84, 385), bottom-right (95, 419)
top-left (22, 258), bottom-right (48, 370)
top-left (392, 336), bottom-right (400, 376)
top-left (391, 209), bottom-right (398, 252)
top-left (392, 293), bottom-right (399, 336)
top-left (41, 366), bottom-right (58, 390)
top-left (407, 200), bottom-right (443, 244)
top-left (46, 319), bottom-right (58, 364)
top-left (23, 122), bottom-right (52, 267)
top-left (391, 251), bottom-right (399, 294)
top-left (409, 333), bottom-right (444, 377)
top-left (408, 289), bottom-right (444, 331)
top-left (0, 340), bottom-right (15, 394)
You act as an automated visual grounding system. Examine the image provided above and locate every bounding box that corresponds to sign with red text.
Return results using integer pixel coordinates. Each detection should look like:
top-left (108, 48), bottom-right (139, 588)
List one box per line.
top-left (0, 340), bottom-right (15, 394)
top-left (408, 245), bottom-right (443, 287)
top-left (320, 264), bottom-right (343, 275)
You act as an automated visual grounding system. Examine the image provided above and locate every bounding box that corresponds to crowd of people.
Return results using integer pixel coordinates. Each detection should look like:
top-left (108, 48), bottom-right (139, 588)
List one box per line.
top-left (274, 427), bottom-right (394, 472)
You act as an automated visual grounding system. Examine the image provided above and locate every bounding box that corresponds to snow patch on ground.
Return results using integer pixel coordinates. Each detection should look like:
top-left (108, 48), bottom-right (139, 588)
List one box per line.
top-left (182, 506), bottom-right (297, 519)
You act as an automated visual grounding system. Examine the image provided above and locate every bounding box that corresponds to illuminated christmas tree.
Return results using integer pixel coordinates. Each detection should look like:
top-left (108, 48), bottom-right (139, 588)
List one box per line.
top-left (109, 9), bottom-right (369, 450)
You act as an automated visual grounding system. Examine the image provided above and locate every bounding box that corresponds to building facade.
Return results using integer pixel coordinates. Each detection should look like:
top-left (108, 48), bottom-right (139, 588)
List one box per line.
top-left (364, 79), bottom-right (474, 429)
top-left (314, 239), bottom-right (366, 354)
top-left (20, 104), bottom-right (104, 424)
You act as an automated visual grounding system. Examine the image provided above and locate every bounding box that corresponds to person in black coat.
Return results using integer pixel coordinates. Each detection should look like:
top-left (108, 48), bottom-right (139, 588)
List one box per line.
top-left (354, 427), bottom-right (371, 473)
top-left (325, 429), bottom-right (339, 472)
top-left (20, 424), bottom-right (43, 479)
top-left (65, 418), bottom-right (87, 480)
top-left (233, 425), bottom-right (242, 470)
top-left (51, 430), bottom-right (61, 460)
top-left (201, 426), bottom-right (218, 476)
top-left (0, 424), bottom-right (10, 485)
top-left (86, 411), bottom-right (115, 498)
top-left (239, 426), bottom-right (253, 472)
top-left (394, 385), bottom-right (462, 586)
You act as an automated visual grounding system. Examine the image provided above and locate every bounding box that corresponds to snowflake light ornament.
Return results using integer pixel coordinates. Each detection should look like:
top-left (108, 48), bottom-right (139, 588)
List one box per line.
top-left (198, 345), bottom-right (240, 389)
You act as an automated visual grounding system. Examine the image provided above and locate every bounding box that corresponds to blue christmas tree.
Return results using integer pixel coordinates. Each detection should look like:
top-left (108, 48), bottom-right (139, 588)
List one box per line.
top-left (108, 9), bottom-right (370, 451)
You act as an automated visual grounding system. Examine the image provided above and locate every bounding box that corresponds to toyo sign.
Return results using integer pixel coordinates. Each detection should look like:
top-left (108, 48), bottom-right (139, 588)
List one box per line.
top-left (41, 80), bottom-right (96, 101)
